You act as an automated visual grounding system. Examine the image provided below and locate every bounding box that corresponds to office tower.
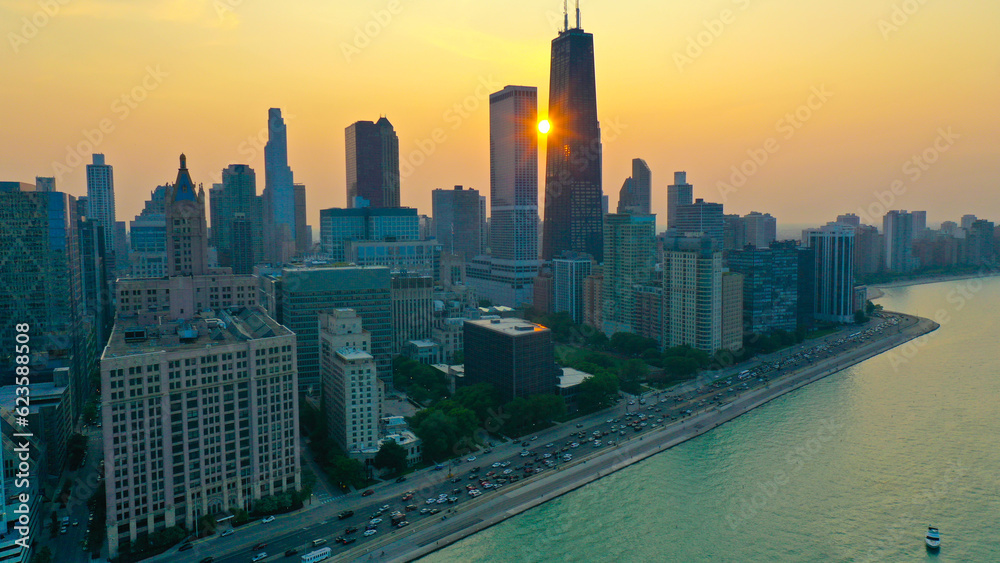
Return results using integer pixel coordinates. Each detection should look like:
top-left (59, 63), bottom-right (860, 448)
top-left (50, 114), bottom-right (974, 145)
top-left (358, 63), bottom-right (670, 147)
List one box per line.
top-left (553, 251), bottom-right (593, 323)
top-left (165, 154), bottom-right (210, 276)
top-left (294, 183), bottom-right (309, 253)
top-left (723, 214), bottom-right (746, 251)
top-left (582, 267), bottom-right (603, 329)
top-left (0, 182), bottom-right (82, 358)
top-left (883, 210), bottom-right (918, 272)
top-left (616, 158), bottom-right (652, 215)
top-left (129, 185), bottom-right (168, 278)
top-left (263, 108), bottom-right (297, 263)
top-left (319, 309), bottom-right (383, 455)
top-left (676, 198), bottom-right (725, 248)
top-left (480, 195), bottom-right (488, 253)
top-left (853, 224), bottom-right (882, 275)
top-left (666, 171), bottom-right (693, 229)
top-left (260, 266), bottom-right (392, 391)
top-left (742, 212), bottom-right (777, 248)
top-left (114, 221), bottom-right (129, 269)
top-left (541, 14), bottom-right (603, 262)
top-left (210, 164), bottom-right (263, 273)
top-left (662, 235), bottom-right (723, 353)
top-left (467, 85), bottom-right (543, 307)
top-left (463, 318), bottom-right (557, 403)
top-left (804, 223), bottom-right (855, 323)
top-left (390, 275), bottom-right (434, 353)
top-left (101, 307), bottom-right (300, 558)
top-left (911, 210), bottom-right (927, 238)
top-left (432, 185), bottom-right (483, 260)
top-left (34, 176), bottom-right (56, 192)
top-left (964, 220), bottom-right (995, 265)
top-left (960, 214), bottom-right (977, 231)
top-left (725, 241), bottom-right (799, 334)
top-left (86, 153), bottom-right (117, 273)
top-left (319, 207), bottom-right (419, 261)
top-left (940, 221), bottom-right (958, 235)
top-left (836, 213), bottom-right (861, 227)
top-left (79, 217), bottom-right (113, 342)
top-left (345, 117), bottom-right (400, 208)
top-left (721, 271), bottom-right (744, 352)
top-left (601, 214), bottom-right (656, 335)
top-left (796, 246), bottom-right (816, 329)
top-left (532, 265), bottom-right (554, 315)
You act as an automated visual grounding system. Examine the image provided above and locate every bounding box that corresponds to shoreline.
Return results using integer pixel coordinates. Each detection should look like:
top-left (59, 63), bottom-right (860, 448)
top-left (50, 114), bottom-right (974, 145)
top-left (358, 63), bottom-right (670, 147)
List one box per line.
top-left (866, 271), bottom-right (1000, 296)
top-left (361, 313), bottom-right (939, 563)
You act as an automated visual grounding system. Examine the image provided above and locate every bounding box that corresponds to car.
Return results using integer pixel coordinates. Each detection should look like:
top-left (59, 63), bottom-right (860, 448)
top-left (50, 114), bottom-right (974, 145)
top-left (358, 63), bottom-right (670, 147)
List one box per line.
top-left (342, 537), bottom-right (356, 545)
top-left (364, 529), bottom-right (377, 537)
top-left (338, 510), bottom-right (354, 519)
top-left (252, 554), bottom-right (267, 562)
top-left (530, 436), bottom-right (538, 441)
top-left (396, 520), bottom-right (410, 528)
top-left (262, 515), bottom-right (275, 523)
top-left (369, 518), bottom-right (382, 525)
top-left (576, 423), bottom-right (584, 428)
top-left (72, 520), bottom-right (79, 526)
top-left (492, 462), bottom-right (501, 468)
top-left (221, 529), bottom-right (235, 537)
top-left (345, 526), bottom-right (358, 534)
top-left (420, 508), bottom-right (431, 514)
top-left (284, 549), bottom-right (298, 556)
top-left (361, 489), bottom-right (374, 497)
top-left (311, 539), bottom-right (328, 547)
top-left (396, 476), bottom-right (407, 483)
top-left (179, 543), bottom-right (193, 551)
top-left (253, 542), bottom-right (268, 550)
top-left (426, 498), bottom-right (436, 504)
top-left (466, 456), bottom-right (477, 462)
top-left (545, 443), bottom-right (554, 448)
top-left (429, 508), bottom-right (440, 514)
top-left (381, 504), bottom-right (390, 511)
top-left (451, 477), bottom-right (461, 483)
top-left (448, 496), bottom-right (458, 503)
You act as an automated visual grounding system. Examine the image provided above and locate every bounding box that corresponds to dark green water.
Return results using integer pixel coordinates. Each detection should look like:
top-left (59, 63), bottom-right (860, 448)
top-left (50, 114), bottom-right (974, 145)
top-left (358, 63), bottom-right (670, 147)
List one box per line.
top-left (422, 277), bottom-right (1000, 562)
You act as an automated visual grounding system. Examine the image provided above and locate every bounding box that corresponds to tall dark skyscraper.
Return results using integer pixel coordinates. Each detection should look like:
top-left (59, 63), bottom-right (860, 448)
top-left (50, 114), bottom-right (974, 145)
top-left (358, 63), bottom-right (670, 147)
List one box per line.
top-left (345, 117), bottom-right (400, 208)
top-left (210, 164), bottom-right (263, 273)
top-left (432, 185), bottom-right (482, 260)
top-left (263, 108), bottom-right (297, 263)
top-left (542, 10), bottom-right (603, 262)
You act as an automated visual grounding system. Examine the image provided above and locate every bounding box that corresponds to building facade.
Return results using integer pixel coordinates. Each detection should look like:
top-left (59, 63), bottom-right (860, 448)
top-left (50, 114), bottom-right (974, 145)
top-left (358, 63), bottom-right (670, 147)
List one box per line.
top-left (345, 117), bottom-right (400, 208)
top-left (432, 185), bottom-right (482, 260)
top-left (616, 158), bottom-right (652, 215)
top-left (601, 214), bottom-right (656, 335)
top-left (662, 236), bottom-right (723, 353)
top-left (805, 223), bottom-right (855, 323)
top-left (319, 310), bottom-right (382, 456)
top-left (463, 318), bottom-right (557, 403)
top-left (319, 207), bottom-right (419, 262)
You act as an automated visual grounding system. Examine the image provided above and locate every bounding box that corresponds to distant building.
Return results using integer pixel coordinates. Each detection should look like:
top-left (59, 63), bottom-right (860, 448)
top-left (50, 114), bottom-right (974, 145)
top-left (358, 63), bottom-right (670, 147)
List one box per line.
top-left (836, 213), bottom-right (861, 227)
top-left (666, 171), bottom-right (693, 229)
top-left (582, 267), bottom-right (603, 330)
top-left (632, 282), bottom-right (664, 346)
top-left (432, 185), bottom-right (482, 260)
top-left (742, 212), bottom-right (777, 249)
top-left (165, 154), bottom-right (210, 276)
top-left (721, 272), bottom-right (744, 352)
top-left (804, 223), bottom-right (855, 323)
top-left (346, 117), bottom-right (400, 208)
top-left (616, 158), bottom-right (652, 215)
top-left (552, 252), bottom-right (593, 324)
top-left (319, 207), bottom-right (419, 261)
top-left (796, 246), bottom-right (816, 330)
top-left (725, 241), bottom-right (799, 334)
top-left (344, 238), bottom-right (441, 279)
top-left (463, 318), bottom-right (557, 403)
top-left (675, 198), bottom-right (724, 248)
top-left (532, 265), bottom-right (554, 315)
top-left (883, 210), bottom-right (919, 272)
top-left (390, 275), bottom-right (434, 353)
top-left (854, 224), bottom-right (882, 275)
top-left (263, 108), bottom-right (298, 263)
top-left (662, 235), bottom-right (722, 353)
top-left (86, 153), bottom-right (118, 274)
top-left (210, 164), bottom-right (263, 273)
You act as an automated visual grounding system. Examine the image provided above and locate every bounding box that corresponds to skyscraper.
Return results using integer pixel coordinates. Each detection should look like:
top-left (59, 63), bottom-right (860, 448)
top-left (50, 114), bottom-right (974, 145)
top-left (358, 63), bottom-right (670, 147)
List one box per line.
top-left (86, 153), bottom-right (117, 272)
top-left (211, 164), bottom-right (262, 273)
top-left (883, 210), bottom-right (918, 272)
top-left (616, 158), bottom-right (652, 215)
top-left (165, 154), bottom-right (209, 277)
top-left (666, 171), bottom-right (693, 229)
top-left (294, 182), bottom-right (309, 253)
top-left (725, 241), bottom-right (799, 334)
top-left (345, 117), bottom-right (400, 208)
top-left (675, 198), bottom-right (725, 248)
top-left (542, 14), bottom-right (603, 262)
top-left (601, 213), bottom-right (656, 336)
top-left (742, 211), bottom-right (777, 248)
top-left (553, 252), bottom-right (593, 323)
top-left (805, 223), bottom-right (855, 323)
top-left (263, 108), bottom-right (297, 263)
top-left (663, 235), bottom-right (723, 353)
top-left (467, 85), bottom-right (542, 307)
top-left (432, 185), bottom-right (483, 260)
top-left (463, 318), bottom-right (557, 403)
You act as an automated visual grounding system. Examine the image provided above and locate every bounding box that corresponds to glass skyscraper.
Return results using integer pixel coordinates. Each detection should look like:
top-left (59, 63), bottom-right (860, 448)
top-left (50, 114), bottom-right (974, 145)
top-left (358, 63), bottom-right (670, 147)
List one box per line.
top-left (345, 117), bottom-right (400, 209)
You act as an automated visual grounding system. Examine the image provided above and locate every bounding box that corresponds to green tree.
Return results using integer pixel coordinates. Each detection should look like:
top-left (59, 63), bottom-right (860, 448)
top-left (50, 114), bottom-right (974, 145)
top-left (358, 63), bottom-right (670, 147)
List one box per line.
top-left (372, 440), bottom-right (409, 475)
top-left (30, 546), bottom-right (53, 563)
top-left (452, 383), bottom-right (499, 424)
top-left (82, 401), bottom-right (99, 426)
top-left (619, 359), bottom-right (649, 394)
top-left (854, 310), bottom-right (868, 324)
top-left (577, 371), bottom-right (620, 413)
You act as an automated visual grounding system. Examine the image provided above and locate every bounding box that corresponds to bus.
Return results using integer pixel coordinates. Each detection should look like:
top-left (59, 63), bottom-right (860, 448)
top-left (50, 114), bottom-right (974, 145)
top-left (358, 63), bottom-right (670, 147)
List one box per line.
top-left (301, 547), bottom-right (332, 563)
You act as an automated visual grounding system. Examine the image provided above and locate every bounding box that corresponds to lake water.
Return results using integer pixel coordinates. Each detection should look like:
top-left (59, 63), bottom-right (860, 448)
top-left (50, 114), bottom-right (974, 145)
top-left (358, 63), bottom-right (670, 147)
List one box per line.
top-left (421, 276), bottom-right (1000, 562)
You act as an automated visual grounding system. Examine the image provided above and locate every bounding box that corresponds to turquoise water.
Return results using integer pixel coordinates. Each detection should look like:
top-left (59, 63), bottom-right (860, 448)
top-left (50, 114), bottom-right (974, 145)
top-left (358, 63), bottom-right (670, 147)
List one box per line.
top-left (422, 277), bottom-right (1000, 562)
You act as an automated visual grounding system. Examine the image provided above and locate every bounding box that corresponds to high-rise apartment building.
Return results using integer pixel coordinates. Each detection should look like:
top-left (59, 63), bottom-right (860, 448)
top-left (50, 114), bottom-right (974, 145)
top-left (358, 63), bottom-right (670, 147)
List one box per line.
top-left (432, 185), bottom-right (482, 260)
top-left (742, 212), bottom-right (777, 249)
top-left (463, 318), bottom-right (557, 403)
top-left (616, 158), bottom-right (652, 215)
top-left (582, 267), bottom-right (603, 330)
top-left (319, 309), bottom-right (382, 456)
top-left (662, 235), bottom-right (723, 353)
top-left (129, 186), bottom-right (168, 279)
top-left (345, 118), bottom-right (400, 208)
top-left (211, 164), bottom-right (263, 273)
top-left (804, 223), bottom-right (855, 323)
top-left (541, 17), bottom-right (603, 262)
top-left (601, 214), bottom-right (656, 336)
top-left (86, 154), bottom-right (117, 274)
top-left (721, 271), bottom-right (744, 352)
top-left (552, 252), bottom-right (593, 323)
top-left (666, 171), bottom-right (693, 229)
top-left (725, 241), bottom-right (799, 334)
top-left (390, 275), bottom-right (434, 353)
top-left (101, 307), bottom-right (300, 557)
top-left (883, 210), bottom-right (918, 272)
top-left (294, 183), bottom-right (309, 253)
top-left (675, 198), bottom-right (725, 248)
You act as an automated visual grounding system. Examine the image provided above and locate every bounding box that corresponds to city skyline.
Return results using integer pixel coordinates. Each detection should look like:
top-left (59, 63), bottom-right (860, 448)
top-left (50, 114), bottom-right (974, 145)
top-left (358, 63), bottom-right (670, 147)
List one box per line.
top-left (3, 1), bottom-right (997, 232)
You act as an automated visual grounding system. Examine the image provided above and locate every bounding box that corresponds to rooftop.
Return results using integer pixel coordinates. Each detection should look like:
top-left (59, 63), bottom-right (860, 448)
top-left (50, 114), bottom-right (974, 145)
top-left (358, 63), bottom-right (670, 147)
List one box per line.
top-left (558, 367), bottom-right (594, 389)
top-left (465, 317), bottom-right (548, 336)
top-left (336, 347), bottom-right (374, 361)
top-left (104, 307), bottom-right (291, 358)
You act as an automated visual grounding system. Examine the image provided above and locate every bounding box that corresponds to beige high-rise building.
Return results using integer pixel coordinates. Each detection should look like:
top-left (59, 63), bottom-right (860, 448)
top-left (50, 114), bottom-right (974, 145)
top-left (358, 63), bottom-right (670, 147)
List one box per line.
top-left (662, 235), bottom-right (723, 353)
top-left (602, 214), bottom-right (656, 336)
top-left (101, 307), bottom-right (300, 557)
top-left (390, 275), bottom-right (434, 353)
top-left (319, 309), bottom-right (383, 456)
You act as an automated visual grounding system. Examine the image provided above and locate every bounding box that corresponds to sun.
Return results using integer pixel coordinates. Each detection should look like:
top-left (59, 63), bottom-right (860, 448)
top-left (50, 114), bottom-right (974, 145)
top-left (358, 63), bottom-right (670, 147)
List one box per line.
top-left (538, 119), bottom-right (550, 134)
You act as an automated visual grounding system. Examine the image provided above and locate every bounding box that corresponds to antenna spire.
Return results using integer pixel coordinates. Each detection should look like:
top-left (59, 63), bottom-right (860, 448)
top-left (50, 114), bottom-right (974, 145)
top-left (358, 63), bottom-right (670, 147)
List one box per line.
top-left (575, 0), bottom-right (581, 29)
top-left (563, 0), bottom-right (568, 32)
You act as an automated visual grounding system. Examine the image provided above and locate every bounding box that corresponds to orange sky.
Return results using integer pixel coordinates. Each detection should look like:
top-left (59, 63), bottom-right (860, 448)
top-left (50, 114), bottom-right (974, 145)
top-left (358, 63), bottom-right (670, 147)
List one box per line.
top-left (2, 0), bottom-right (999, 233)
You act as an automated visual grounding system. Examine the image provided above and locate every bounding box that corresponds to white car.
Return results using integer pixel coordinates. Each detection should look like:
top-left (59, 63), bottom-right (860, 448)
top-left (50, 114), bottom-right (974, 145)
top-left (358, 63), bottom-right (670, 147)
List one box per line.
top-left (369, 518), bottom-right (382, 525)
top-left (261, 515), bottom-right (275, 523)
top-left (364, 529), bottom-right (378, 537)
top-left (252, 553), bottom-right (267, 562)
top-left (220, 529), bottom-right (235, 537)
top-left (426, 498), bottom-right (436, 504)
top-left (492, 462), bottom-right (501, 468)
top-left (466, 456), bottom-right (477, 462)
